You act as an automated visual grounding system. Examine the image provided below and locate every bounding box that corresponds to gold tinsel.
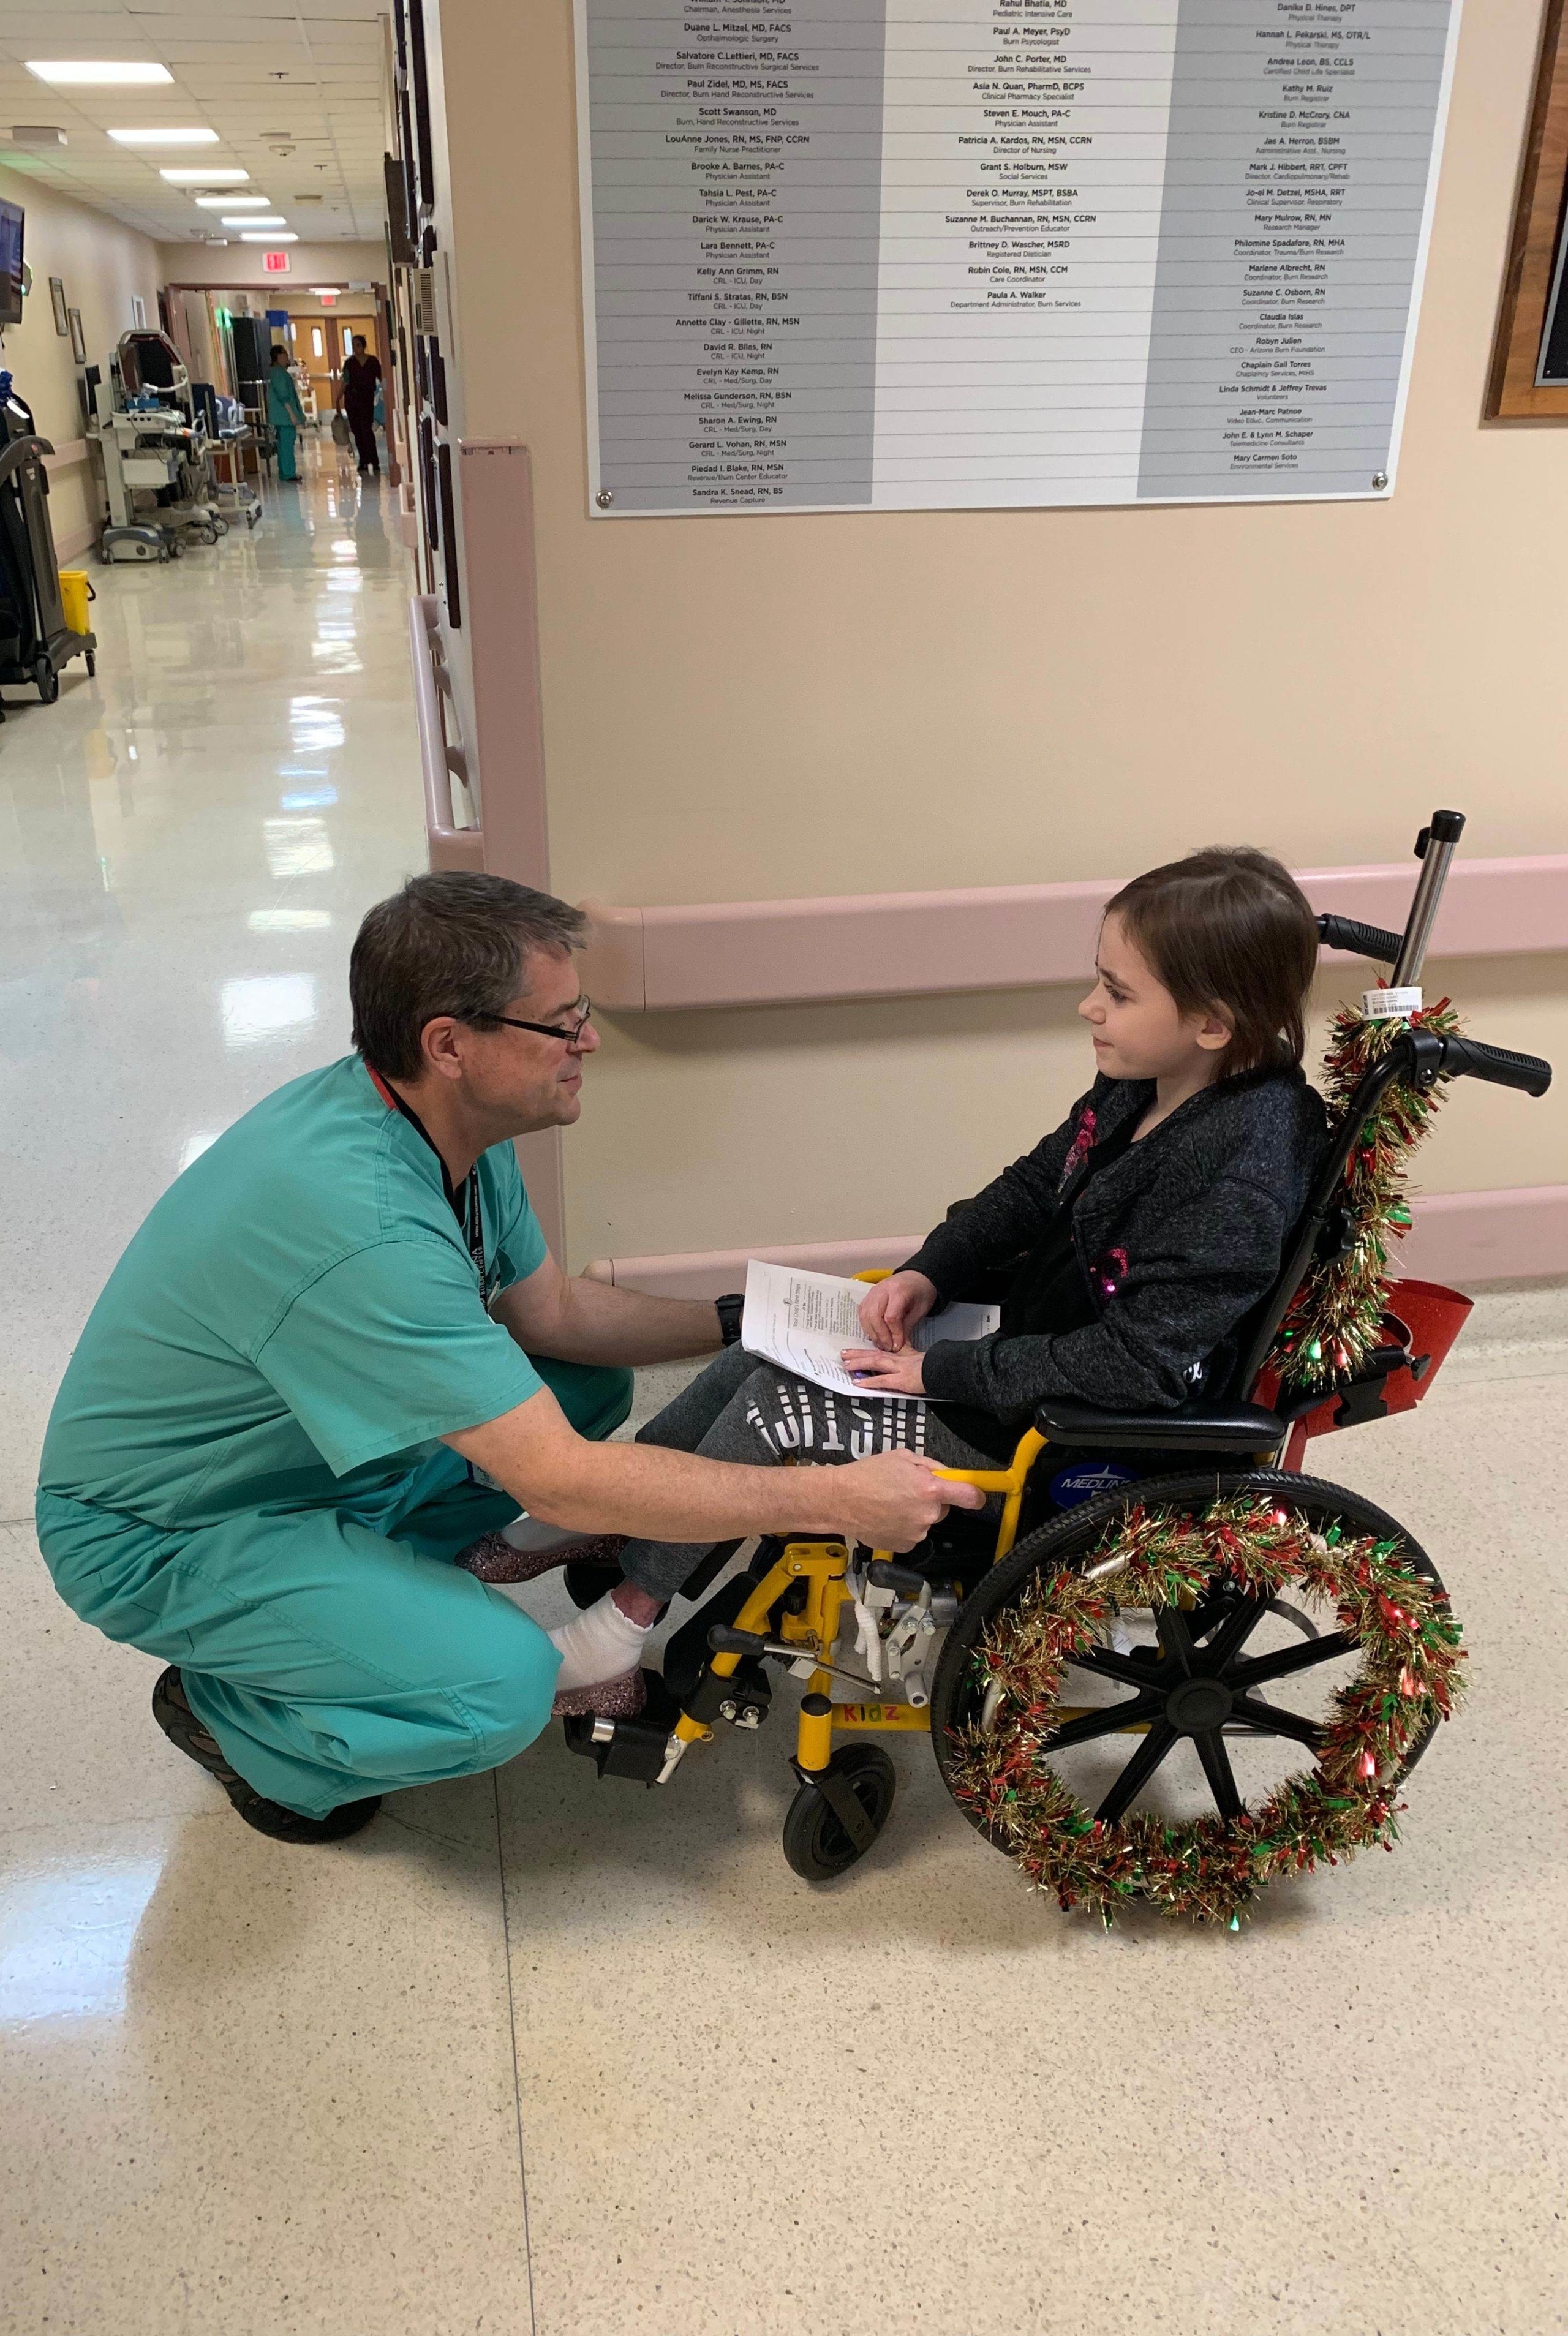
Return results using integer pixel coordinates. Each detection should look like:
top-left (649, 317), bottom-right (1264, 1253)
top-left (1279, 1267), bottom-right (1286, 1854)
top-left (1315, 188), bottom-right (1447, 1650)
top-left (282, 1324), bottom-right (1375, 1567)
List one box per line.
top-left (945, 1494), bottom-right (1464, 1927)
top-left (1267, 998), bottom-right (1462, 1393)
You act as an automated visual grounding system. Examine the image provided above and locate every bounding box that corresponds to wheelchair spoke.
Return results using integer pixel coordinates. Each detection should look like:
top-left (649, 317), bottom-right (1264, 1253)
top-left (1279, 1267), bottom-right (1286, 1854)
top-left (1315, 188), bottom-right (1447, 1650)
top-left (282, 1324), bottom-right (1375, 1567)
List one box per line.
top-left (1227, 1631), bottom-right (1355, 1692)
top-left (1095, 1719), bottom-right (1178, 1823)
top-left (1199, 1592), bottom-right (1271, 1673)
top-left (1155, 1604), bottom-right (1196, 1677)
top-left (1192, 1727), bottom-right (1243, 1820)
top-left (1229, 1694), bottom-right (1324, 1750)
top-left (1069, 1643), bottom-right (1160, 1689)
top-left (1044, 1692), bottom-right (1161, 1753)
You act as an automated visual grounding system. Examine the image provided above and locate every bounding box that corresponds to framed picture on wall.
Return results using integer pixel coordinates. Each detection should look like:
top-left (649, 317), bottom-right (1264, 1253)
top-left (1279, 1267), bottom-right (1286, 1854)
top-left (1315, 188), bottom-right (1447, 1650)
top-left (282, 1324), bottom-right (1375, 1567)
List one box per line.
top-left (1487, 0), bottom-right (1568, 418)
top-left (67, 306), bottom-right (86, 364)
top-left (49, 276), bottom-right (69, 336)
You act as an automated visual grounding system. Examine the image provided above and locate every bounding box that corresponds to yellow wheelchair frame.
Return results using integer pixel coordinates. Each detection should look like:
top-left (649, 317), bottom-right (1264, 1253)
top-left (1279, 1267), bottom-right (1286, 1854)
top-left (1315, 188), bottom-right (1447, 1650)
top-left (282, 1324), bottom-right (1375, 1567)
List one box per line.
top-left (663, 1274), bottom-right (1046, 1781)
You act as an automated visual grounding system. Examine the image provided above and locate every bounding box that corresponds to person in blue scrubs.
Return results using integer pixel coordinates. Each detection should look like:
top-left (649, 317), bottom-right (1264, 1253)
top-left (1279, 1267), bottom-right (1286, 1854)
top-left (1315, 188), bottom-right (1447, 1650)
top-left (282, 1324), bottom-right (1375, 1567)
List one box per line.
top-left (36, 876), bottom-right (967, 1844)
top-left (266, 346), bottom-right (307, 481)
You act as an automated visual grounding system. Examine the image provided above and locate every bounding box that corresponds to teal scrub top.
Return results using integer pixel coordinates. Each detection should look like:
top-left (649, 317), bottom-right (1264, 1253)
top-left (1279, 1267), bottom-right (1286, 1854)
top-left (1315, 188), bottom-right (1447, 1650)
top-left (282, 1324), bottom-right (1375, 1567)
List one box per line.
top-left (266, 368), bottom-right (304, 428)
top-left (39, 1057), bottom-right (548, 1535)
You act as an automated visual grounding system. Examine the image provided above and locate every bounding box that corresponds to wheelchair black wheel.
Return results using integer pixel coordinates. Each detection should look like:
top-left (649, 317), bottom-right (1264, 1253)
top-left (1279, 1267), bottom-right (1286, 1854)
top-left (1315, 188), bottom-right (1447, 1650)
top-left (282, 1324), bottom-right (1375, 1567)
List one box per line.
top-left (783, 1744), bottom-right (897, 1883)
top-left (932, 1468), bottom-right (1447, 1850)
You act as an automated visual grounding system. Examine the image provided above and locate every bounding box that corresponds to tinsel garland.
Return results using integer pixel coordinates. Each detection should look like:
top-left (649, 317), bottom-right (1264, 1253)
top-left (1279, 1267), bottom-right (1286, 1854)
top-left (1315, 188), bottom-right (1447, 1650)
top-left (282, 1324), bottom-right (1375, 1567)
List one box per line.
top-left (1268, 997), bottom-right (1463, 1392)
top-left (946, 1494), bottom-right (1464, 1927)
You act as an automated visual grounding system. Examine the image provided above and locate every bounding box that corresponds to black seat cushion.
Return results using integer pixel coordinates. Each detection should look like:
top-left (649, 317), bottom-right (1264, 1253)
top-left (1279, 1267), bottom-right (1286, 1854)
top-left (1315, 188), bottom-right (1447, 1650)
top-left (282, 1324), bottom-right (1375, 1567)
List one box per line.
top-left (1034, 1395), bottom-right (1284, 1452)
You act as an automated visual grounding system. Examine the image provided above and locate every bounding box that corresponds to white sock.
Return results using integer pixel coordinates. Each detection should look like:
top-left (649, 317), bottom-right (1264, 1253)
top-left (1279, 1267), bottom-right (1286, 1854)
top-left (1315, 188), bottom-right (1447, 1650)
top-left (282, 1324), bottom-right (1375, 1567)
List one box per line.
top-left (547, 1591), bottom-right (654, 1690)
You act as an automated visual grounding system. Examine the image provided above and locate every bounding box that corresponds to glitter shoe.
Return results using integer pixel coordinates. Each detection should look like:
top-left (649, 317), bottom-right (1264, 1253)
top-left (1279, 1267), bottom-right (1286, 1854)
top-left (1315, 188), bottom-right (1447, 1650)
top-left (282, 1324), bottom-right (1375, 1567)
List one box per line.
top-left (551, 1667), bottom-right (649, 1721)
top-left (456, 1531), bottom-right (628, 1586)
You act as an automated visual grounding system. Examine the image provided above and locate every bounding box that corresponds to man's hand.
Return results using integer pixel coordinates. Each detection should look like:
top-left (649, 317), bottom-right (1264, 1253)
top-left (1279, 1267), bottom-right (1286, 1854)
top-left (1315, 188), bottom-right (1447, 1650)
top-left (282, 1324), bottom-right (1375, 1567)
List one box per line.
top-left (840, 1345), bottom-right (926, 1395)
top-left (828, 1447), bottom-right (980, 1549)
top-left (856, 1270), bottom-right (938, 1352)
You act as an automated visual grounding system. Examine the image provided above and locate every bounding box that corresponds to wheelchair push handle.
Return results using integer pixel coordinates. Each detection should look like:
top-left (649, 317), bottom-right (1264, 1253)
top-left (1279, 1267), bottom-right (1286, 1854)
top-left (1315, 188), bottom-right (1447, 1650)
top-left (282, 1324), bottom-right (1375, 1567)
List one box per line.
top-left (1317, 913), bottom-right (1405, 966)
top-left (1315, 812), bottom-right (1467, 980)
top-left (1393, 807), bottom-right (1464, 990)
top-left (1438, 1034), bottom-right (1553, 1098)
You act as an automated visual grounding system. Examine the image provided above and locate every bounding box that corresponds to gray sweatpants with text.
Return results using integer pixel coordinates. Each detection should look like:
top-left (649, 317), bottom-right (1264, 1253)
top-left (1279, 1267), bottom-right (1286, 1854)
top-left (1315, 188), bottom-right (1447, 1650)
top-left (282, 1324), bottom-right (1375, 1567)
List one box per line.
top-left (619, 1344), bottom-right (1000, 1600)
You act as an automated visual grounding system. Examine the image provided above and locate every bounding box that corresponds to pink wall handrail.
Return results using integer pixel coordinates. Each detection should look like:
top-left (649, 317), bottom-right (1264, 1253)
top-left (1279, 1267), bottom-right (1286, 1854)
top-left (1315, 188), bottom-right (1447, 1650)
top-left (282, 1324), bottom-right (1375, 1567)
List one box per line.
top-left (409, 592), bottom-right (484, 874)
top-left (580, 855), bottom-right (1568, 1013)
top-left (582, 1185), bottom-right (1568, 1297)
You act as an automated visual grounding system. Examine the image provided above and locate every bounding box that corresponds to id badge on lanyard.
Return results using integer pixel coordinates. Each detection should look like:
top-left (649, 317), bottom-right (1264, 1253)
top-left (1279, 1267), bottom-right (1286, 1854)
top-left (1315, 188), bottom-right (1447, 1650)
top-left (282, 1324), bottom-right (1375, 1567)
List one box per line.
top-left (460, 1170), bottom-right (506, 1491)
top-left (460, 1169), bottom-right (492, 1302)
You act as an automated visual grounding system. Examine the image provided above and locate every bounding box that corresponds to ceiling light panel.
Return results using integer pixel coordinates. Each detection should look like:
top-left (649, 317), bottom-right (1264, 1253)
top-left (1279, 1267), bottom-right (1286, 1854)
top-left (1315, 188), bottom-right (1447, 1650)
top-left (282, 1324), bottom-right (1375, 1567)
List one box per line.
top-left (160, 167), bottom-right (249, 182)
top-left (26, 62), bottom-right (175, 86)
top-left (195, 194), bottom-right (269, 208)
top-left (109, 126), bottom-right (219, 145)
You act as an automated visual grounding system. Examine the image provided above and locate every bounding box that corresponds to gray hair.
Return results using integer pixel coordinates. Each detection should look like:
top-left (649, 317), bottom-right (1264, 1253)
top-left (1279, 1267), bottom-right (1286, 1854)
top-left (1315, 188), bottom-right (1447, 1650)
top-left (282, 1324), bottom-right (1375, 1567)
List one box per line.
top-left (350, 872), bottom-right (587, 1079)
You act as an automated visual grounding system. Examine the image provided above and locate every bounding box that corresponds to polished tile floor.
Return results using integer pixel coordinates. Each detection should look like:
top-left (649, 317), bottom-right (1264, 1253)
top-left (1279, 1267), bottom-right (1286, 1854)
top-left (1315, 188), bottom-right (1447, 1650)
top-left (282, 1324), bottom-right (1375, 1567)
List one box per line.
top-left (4, 457), bottom-right (1567, 2336)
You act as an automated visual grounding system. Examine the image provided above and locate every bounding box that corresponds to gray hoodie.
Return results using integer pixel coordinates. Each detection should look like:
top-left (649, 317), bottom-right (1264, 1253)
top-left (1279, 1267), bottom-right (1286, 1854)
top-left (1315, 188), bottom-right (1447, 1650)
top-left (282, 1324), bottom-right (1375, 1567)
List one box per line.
top-left (906, 1064), bottom-right (1328, 1422)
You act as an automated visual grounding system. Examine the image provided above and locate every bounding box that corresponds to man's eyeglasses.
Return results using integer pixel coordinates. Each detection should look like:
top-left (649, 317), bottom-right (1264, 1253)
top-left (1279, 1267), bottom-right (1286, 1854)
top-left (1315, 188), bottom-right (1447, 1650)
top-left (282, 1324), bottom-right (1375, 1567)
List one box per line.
top-left (471, 998), bottom-right (594, 1046)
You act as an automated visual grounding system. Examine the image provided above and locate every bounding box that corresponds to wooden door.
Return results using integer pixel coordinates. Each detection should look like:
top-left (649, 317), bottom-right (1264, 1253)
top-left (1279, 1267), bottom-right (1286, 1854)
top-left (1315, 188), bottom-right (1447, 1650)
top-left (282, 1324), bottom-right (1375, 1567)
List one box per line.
top-left (327, 314), bottom-right (381, 404)
top-left (292, 313), bottom-right (337, 413)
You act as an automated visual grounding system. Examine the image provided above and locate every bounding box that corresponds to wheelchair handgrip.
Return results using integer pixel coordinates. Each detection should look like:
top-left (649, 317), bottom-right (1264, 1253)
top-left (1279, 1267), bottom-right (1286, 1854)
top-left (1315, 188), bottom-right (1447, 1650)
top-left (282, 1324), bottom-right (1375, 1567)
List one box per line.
top-left (707, 1623), bottom-right (769, 1657)
top-left (1441, 1036), bottom-right (1553, 1097)
top-left (1316, 913), bottom-right (1405, 965)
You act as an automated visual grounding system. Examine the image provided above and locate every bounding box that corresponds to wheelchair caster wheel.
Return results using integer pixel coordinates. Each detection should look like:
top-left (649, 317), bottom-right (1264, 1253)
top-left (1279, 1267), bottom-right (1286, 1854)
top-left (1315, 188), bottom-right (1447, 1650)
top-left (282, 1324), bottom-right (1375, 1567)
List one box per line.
top-left (783, 1743), bottom-right (895, 1882)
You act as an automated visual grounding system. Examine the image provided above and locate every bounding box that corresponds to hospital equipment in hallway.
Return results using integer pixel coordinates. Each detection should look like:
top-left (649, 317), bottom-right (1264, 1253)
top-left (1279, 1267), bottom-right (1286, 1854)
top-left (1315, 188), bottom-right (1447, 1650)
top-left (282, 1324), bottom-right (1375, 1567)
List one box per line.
top-left (0, 372), bottom-right (96, 710)
top-left (88, 330), bottom-right (258, 563)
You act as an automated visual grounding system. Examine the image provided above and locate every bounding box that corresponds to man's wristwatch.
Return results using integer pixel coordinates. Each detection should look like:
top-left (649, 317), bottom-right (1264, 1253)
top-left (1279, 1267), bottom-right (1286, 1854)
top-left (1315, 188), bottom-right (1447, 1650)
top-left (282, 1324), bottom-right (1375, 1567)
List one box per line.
top-left (715, 1292), bottom-right (744, 1347)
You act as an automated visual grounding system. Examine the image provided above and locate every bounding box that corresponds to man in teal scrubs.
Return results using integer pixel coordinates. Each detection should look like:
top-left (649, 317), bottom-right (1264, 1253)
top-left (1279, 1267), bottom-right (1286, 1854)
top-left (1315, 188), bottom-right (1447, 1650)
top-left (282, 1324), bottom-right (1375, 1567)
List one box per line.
top-left (36, 875), bottom-right (971, 1844)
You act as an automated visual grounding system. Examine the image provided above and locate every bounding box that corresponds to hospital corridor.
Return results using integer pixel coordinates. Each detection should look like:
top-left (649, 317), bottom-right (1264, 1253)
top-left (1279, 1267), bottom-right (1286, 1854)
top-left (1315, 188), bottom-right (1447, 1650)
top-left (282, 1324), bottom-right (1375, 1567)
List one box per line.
top-left (2, 4), bottom-right (1568, 2334)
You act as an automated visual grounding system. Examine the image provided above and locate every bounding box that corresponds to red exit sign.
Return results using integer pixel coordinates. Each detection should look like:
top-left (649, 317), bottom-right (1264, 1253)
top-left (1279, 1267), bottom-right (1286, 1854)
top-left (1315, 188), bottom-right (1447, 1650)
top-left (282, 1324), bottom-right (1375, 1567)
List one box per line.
top-left (262, 249), bottom-right (290, 275)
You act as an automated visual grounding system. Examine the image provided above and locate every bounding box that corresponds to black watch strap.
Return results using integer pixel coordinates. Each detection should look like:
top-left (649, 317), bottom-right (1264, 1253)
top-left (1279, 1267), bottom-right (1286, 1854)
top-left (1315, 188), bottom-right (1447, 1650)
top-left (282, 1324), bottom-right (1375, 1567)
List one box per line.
top-left (715, 1292), bottom-right (745, 1347)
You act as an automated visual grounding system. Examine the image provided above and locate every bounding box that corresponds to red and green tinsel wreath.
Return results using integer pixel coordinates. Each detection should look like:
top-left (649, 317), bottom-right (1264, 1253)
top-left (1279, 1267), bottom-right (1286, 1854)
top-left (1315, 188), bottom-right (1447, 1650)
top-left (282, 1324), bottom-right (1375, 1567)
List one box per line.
top-left (1268, 995), bottom-right (1462, 1392)
top-left (946, 1494), bottom-right (1464, 1927)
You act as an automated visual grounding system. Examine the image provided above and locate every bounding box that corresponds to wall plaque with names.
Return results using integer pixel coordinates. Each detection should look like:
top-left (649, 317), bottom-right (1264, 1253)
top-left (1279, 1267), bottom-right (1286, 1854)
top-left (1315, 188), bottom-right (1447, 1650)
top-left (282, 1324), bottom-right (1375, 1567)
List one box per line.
top-left (576, 0), bottom-right (1460, 514)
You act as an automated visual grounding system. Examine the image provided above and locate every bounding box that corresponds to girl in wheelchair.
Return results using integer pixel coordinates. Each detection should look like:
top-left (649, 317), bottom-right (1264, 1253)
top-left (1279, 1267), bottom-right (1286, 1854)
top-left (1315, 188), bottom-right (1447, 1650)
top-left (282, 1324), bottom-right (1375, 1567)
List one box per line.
top-left (580, 844), bottom-right (1329, 1682)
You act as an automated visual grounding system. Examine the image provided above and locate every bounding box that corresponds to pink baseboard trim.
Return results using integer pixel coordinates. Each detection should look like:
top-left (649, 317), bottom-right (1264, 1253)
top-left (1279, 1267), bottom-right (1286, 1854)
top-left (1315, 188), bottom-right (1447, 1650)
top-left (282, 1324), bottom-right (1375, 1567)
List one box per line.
top-left (583, 1232), bottom-right (925, 1298)
top-left (580, 854), bottom-right (1568, 1013)
top-left (54, 526), bottom-right (98, 564)
top-left (1394, 1186), bottom-right (1568, 1285)
top-left (582, 1186), bottom-right (1568, 1299)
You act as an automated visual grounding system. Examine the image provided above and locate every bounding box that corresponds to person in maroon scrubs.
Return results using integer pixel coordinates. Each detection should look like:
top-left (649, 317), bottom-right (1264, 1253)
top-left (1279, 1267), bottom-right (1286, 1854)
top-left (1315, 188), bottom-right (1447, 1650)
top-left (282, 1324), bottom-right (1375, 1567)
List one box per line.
top-left (337, 335), bottom-right (383, 476)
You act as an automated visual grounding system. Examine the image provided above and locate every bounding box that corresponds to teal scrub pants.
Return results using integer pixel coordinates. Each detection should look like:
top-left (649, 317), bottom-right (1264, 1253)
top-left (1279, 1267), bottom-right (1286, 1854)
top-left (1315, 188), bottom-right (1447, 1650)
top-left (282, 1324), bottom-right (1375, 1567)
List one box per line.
top-left (37, 1358), bottom-right (632, 1819)
top-left (275, 423), bottom-right (298, 480)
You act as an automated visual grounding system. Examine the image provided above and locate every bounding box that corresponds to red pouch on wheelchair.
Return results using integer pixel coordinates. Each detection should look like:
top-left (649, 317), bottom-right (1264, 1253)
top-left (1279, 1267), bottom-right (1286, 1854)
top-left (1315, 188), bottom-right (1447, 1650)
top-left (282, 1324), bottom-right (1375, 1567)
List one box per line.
top-left (1262, 1277), bottom-right (1473, 1447)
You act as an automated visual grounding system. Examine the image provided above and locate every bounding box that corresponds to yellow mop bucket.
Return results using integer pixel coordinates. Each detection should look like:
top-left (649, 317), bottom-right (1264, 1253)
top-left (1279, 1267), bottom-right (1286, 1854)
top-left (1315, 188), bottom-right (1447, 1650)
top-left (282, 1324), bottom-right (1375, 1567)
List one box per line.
top-left (59, 570), bottom-right (95, 634)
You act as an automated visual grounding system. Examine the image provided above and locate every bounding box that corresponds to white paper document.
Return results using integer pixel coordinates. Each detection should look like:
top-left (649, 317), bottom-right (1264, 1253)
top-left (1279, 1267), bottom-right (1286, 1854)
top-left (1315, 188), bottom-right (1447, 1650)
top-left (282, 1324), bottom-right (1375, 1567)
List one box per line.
top-left (740, 1261), bottom-right (999, 1402)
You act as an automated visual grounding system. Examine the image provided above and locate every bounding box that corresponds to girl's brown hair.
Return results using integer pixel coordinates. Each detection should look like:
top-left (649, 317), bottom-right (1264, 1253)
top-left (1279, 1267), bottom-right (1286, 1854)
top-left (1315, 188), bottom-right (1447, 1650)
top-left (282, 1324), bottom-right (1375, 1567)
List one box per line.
top-left (1104, 846), bottom-right (1318, 1082)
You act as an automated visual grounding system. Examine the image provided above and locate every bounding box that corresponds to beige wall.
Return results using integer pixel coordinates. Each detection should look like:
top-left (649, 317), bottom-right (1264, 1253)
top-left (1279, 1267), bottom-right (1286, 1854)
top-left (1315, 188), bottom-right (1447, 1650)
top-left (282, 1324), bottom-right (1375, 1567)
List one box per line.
top-left (433, 0), bottom-right (1568, 1267)
top-left (0, 161), bottom-right (164, 559)
top-left (155, 241), bottom-right (387, 290)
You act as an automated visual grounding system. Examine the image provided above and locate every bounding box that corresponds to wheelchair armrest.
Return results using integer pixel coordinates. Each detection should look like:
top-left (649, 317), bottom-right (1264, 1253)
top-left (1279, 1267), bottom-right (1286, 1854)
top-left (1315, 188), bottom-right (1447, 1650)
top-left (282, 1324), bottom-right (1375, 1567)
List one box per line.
top-left (1034, 1396), bottom-right (1285, 1452)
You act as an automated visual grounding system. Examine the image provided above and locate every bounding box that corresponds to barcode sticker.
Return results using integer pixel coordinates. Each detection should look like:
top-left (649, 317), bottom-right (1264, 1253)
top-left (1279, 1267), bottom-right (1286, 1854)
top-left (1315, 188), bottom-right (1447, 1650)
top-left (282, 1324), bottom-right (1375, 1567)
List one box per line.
top-left (1362, 987), bottom-right (1423, 1022)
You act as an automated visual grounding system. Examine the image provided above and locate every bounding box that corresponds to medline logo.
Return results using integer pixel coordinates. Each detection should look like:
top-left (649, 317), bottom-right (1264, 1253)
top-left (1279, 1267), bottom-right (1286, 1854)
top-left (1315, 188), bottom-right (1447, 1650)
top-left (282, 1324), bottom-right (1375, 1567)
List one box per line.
top-left (1050, 1461), bottom-right (1138, 1510)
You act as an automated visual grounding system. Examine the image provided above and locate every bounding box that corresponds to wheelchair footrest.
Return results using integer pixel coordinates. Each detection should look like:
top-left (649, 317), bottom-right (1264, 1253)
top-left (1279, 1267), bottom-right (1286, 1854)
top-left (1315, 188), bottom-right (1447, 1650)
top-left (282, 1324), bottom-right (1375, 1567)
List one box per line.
top-left (562, 1671), bottom-right (682, 1785)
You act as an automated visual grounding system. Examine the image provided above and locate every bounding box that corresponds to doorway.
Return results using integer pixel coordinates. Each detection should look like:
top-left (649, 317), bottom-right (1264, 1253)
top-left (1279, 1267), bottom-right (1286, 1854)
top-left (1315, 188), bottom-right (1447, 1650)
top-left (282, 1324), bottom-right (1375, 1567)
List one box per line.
top-left (291, 312), bottom-right (380, 417)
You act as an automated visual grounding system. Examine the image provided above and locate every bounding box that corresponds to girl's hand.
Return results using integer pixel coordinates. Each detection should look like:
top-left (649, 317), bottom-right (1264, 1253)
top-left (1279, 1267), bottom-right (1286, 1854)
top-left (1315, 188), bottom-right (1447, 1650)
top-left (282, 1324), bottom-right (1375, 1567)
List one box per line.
top-left (842, 1345), bottom-right (927, 1396)
top-left (856, 1270), bottom-right (938, 1352)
